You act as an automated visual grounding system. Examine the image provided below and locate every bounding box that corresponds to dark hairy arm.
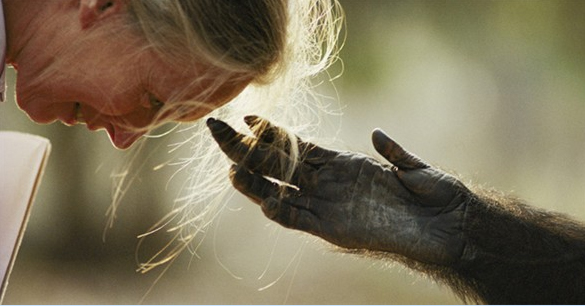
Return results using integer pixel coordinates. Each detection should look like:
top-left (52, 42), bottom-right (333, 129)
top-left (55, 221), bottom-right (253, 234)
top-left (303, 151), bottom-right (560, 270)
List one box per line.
top-left (207, 116), bottom-right (585, 304)
top-left (454, 190), bottom-right (585, 304)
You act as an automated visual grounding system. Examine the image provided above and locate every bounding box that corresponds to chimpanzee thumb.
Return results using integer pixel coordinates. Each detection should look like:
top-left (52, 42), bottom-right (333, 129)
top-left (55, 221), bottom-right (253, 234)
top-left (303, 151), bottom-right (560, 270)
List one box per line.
top-left (371, 129), bottom-right (429, 171)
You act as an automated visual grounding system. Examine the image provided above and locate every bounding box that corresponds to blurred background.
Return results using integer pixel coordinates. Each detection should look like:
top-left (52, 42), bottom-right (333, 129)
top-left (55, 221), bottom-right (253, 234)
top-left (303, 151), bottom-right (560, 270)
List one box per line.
top-left (3, 0), bottom-right (585, 304)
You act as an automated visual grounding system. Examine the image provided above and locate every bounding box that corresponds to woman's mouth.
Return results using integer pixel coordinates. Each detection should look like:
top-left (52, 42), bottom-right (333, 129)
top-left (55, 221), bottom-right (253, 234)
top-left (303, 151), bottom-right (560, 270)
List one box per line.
top-left (60, 102), bottom-right (145, 149)
top-left (58, 102), bottom-right (81, 126)
top-left (74, 102), bottom-right (84, 123)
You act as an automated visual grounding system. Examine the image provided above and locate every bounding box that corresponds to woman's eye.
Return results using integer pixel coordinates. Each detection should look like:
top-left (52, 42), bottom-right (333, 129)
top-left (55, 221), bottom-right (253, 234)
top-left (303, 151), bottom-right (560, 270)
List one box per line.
top-left (148, 94), bottom-right (164, 109)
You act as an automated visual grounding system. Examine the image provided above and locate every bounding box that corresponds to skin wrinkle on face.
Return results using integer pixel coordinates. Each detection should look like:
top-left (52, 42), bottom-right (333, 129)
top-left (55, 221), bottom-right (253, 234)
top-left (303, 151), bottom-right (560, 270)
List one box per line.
top-left (7, 0), bottom-right (251, 149)
top-left (19, 43), bottom-right (240, 148)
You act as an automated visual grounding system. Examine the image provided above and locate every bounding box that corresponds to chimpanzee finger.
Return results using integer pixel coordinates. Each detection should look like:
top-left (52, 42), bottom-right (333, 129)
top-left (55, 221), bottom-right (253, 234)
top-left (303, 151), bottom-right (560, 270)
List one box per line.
top-left (207, 117), bottom-right (254, 164)
top-left (261, 197), bottom-right (321, 234)
top-left (371, 129), bottom-right (429, 171)
top-left (207, 117), bottom-right (295, 177)
top-left (244, 115), bottom-right (280, 144)
top-left (208, 117), bottom-right (288, 175)
top-left (230, 163), bottom-right (322, 233)
top-left (229, 165), bottom-right (277, 204)
top-left (229, 164), bottom-right (302, 205)
top-left (244, 115), bottom-right (338, 163)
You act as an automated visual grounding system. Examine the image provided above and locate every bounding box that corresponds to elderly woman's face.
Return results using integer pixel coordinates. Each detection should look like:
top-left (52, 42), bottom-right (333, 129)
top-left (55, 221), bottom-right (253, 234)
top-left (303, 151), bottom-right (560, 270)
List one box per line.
top-left (16, 48), bottom-right (217, 149)
top-left (12, 1), bottom-right (247, 149)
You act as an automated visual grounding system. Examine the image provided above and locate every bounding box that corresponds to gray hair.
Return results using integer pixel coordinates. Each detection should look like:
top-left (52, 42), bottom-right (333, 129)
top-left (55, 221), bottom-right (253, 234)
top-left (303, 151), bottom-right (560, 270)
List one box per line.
top-left (128, 0), bottom-right (287, 82)
top-left (111, 0), bottom-right (344, 272)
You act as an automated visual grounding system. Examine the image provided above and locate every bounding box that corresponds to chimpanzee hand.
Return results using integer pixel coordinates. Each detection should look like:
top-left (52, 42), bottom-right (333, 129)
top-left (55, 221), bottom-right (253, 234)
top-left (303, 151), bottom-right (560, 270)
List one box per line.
top-left (207, 116), bottom-right (470, 266)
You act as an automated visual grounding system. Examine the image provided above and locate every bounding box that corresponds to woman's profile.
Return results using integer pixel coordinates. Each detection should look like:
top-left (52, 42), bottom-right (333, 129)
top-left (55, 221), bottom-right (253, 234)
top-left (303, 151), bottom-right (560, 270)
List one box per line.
top-left (3, 0), bottom-right (343, 272)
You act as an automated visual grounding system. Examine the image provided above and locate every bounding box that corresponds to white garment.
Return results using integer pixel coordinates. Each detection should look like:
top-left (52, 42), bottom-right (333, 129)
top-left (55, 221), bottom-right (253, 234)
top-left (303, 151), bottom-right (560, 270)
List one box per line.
top-left (0, 132), bottom-right (51, 303)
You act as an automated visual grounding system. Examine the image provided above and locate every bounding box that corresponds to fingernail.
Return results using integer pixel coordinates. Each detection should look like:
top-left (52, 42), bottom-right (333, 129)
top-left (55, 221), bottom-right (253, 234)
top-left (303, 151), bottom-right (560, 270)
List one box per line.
top-left (372, 128), bottom-right (390, 142)
top-left (244, 115), bottom-right (259, 126)
top-left (206, 117), bottom-right (217, 126)
top-left (206, 117), bottom-right (226, 130)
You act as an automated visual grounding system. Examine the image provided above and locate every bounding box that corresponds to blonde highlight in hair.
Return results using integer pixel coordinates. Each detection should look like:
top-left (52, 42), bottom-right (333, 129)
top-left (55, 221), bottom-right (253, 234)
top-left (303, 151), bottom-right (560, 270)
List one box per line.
top-left (127, 0), bottom-right (287, 79)
top-left (109, 0), bottom-right (344, 273)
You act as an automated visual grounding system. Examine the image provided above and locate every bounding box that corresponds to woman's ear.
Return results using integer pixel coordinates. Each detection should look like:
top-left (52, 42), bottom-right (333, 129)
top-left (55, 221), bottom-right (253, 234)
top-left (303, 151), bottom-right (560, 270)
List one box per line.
top-left (79, 0), bottom-right (126, 29)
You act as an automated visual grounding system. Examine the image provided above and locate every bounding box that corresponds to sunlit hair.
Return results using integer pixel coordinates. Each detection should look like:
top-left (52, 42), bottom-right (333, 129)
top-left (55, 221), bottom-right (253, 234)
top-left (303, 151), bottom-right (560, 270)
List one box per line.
top-left (123, 0), bottom-right (290, 124)
top-left (108, 0), bottom-right (345, 273)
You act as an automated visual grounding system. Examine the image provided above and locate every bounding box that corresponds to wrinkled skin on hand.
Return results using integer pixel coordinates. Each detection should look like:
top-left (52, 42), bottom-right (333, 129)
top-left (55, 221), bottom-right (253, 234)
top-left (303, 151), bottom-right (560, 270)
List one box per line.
top-left (207, 116), bottom-right (471, 266)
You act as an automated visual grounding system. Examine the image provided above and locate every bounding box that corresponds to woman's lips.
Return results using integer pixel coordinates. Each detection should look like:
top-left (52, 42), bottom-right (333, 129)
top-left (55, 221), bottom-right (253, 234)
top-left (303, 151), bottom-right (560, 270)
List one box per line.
top-left (58, 102), bottom-right (83, 126)
top-left (59, 103), bottom-right (101, 130)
